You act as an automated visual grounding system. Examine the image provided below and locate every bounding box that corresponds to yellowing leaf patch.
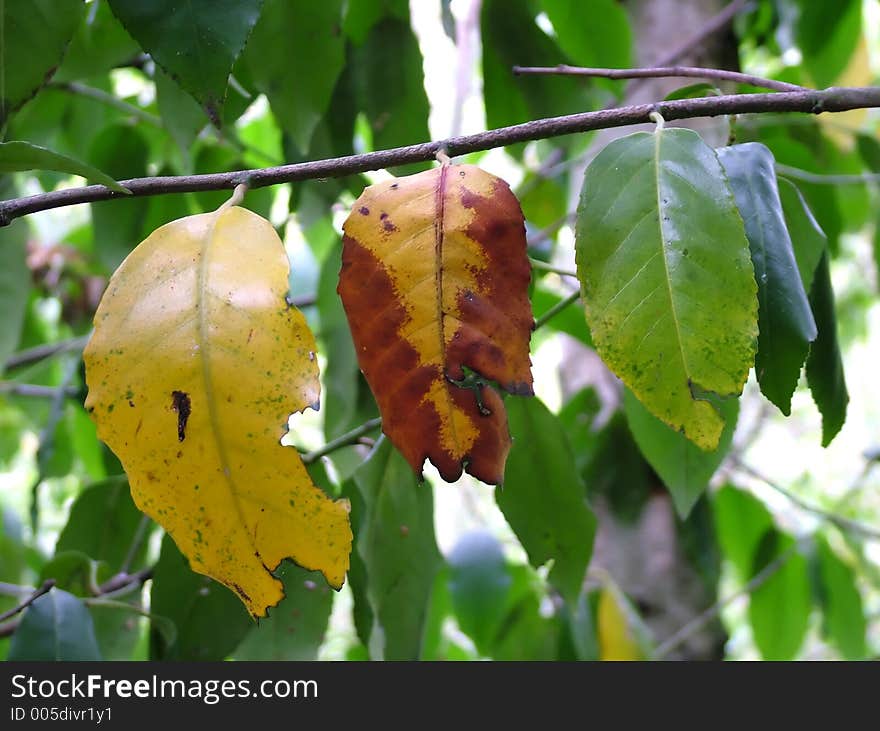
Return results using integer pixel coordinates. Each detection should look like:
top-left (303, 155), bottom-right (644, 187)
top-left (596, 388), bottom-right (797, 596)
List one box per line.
top-left (84, 204), bottom-right (352, 617)
top-left (338, 163), bottom-right (534, 485)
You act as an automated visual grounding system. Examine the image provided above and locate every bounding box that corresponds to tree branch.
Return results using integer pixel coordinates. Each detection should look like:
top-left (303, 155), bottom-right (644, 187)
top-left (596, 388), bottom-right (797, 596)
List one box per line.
top-left (3, 333), bottom-right (90, 370)
top-left (0, 382), bottom-right (79, 398)
top-left (512, 65), bottom-right (805, 93)
top-left (0, 579), bottom-right (55, 623)
top-left (301, 417), bottom-right (383, 464)
top-left (2, 86), bottom-right (878, 227)
top-left (776, 163), bottom-right (880, 185)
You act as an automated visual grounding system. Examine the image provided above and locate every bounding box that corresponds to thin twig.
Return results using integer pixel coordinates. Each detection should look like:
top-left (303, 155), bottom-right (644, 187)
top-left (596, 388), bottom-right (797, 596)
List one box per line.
top-left (0, 382), bottom-right (79, 398)
top-left (733, 458), bottom-right (880, 541)
top-left (776, 163), bottom-right (880, 185)
top-left (654, 542), bottom-right (799, 659)
top-left (512, 65), bottom-right (805, 93)
top-left (534, 290), bottom-right (581, 330)
top-left (1, 86), bottom-right (878, 226)
top-left (0, 579), bottom-right (55, 623)
top-left (4, 334), bottom-right (91, 371)
top-left (529, 258), bottom-right (577, 278)
top-left (301, 417), bottom-right (383, 464)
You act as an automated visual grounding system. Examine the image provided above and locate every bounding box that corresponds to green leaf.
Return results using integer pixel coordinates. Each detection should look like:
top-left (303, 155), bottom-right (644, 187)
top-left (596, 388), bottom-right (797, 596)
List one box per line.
top-left (340, 478), bottom-right (373, 648)
top-left (7, 589), bottom-right (102, 660)
top-left (351, 15), bottom-right (430, 171)
top-left (481, 0), bottom-right (594, 137)
top-left (342, 0), bottom-right (408, 45)
top-left (805, 253), bottom-right (848, 446)
top-left (795, 0), bottom-right (862, 88)
top-left (155, 69), bottom-right (207, 169)
top-left (538, 0), bottom-right (631, 70)
top-left (576, 128), bottom-right (757, 450)
top-left (814, 536), bottom-right (865, 659)
top-left (233, 563), bottom-right (333, 660)
top-left (498, 397), bottom-right (596, 604)
top-left (491, 564), bottom-right (560, 660)
top-left (748, 531), bottom-right (810, 660)
top-left (56, 478), bottom-right (150, 571)
top-left (354, 437), bottom-right (441, 660)
top-left (447, 530), bottom-right (511, 654)
top-left (245, 0), bottom-right (345, 152)
top-left (0, 0), bottom-right (84, 123)
top-left (107, 0), bottom-right (264, 125)
top-left (777, 178), bottom-right (825, 293)
top-left (39, 551), bottom-right (106, 597)
top-left (664, 83), bottom-right (721, 101)
top-left (718, 143), bottom-right (816, 415)
top-left (0, 141), bottom-right (130, 193)
top-left (713, 484), bottom-right (773, 581)
top-left (88, 601), bottom-right (146, 661)
top-left (318, 243), bottom-right (360, 439)
top-left (624, 388), bottom-right (738, 518)
top-left (55, 0), bottom-right (140, 82)
top-left (87, 124), bottom-right (150, 271)
top-left (149, 534), bottom-right (252, 660)
top-left (0, 220), bottom-right (30, 370)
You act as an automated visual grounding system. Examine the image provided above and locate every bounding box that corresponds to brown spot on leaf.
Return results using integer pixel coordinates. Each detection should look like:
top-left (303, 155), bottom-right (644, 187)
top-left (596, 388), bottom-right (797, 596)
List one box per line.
top-left (359, 206), bottom-right (370, 215)
top-left (171, 390), bottom-right (191, 442)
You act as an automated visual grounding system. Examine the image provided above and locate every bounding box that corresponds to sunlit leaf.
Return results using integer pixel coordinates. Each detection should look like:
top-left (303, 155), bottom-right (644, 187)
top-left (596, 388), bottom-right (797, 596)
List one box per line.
top-left (815, 535), bottom-right (866, 659)
top-left (576, 128), bottom-right (756, 450)
top-left (339, 164), bottom-right (534, 484)
top-left (713, 484), bottom-right (774, 582)
top-left (84, 202), bottom-right (352, 617)
top-left (0, 141), bottom-right (130, 193)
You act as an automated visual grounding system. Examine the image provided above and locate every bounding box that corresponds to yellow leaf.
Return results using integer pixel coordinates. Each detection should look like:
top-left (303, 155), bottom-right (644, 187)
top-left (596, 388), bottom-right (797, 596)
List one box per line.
top-left (84, 204), bottom-right (352, 617)
top-left (598, 583), bottom-right (644, 661)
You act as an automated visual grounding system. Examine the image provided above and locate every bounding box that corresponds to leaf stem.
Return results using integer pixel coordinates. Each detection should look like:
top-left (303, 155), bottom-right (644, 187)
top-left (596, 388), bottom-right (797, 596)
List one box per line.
top-left (534, 290), bottom-right (581, 330)
top-left (529, 258), bottom-right (578, 278)
top-left (301, 417), bottom-right (383, 465)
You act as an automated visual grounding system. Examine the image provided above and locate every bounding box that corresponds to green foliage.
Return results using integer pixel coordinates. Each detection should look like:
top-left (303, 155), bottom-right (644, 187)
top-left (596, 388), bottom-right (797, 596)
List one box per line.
top-left (0, 141), bottom-right (129, 192)
top-left (8, 589), bottom-right (101, 660)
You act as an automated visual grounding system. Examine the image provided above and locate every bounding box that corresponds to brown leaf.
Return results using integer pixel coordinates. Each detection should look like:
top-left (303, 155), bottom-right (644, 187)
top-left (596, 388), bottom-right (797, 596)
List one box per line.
top-left (339, 164), bottom-right (533, 485)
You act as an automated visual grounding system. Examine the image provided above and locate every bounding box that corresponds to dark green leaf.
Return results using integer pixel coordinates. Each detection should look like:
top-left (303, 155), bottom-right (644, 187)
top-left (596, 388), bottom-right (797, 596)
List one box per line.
top-left (795, 0), bottom-right (862, 88)
top-left (340, 479), bottom-right (372, 648)
top-left (777, 177), bottom-right (825, 293)
top-left (447, 530), bottom-right (511, 654)
top-left (55, 0), bottom-right (140, 82)
top-left (0, 141), bottom-right (130, 193)
top-left (491, 564), bottom-right (560, 660)
top-left (0, 220), bottom-right (30, 370)
top-left (149, 534), bottom-right (252, 660)
top-left (815, 535), bottom-right (865, 659)
top-left (107, 0), bottom-right (264, 125)
top-left (342, 0), bottom-right (408, 44)
top-left (0, 508), bottom-right (27, 617)
top-left (718, 142), bottom-right (816, 415)
top-left (39, 551), bottom-right (104, 596)
top-left (560, 588), bottom-right (598, 660)
top-left (805, 253), bottom-right (848, 446)
top-left (538, 0), bottom-right (631, 69)
top-left (233, 563), bottom-right (332, 660)
top-left (481, 0), bottom-right (594, 138)
top-left (7, 589), bottom-right (102, 660)
top-left (245, 0), bottom-right (345, 152)
top-left (88, 602), bottom-right (146, 661)
top-left (624, 388), bottom-right (738, 518)
top-left (56, 478), bottom-right (150, 571)
top-left (354, 437), bottom-right (441, 659)
top-left (352, 16), bottom-right (430, 172)
top-left (520, 176), bottom-right (567, 229)
top-left (0, 0), bottom-right (84, 124)
top-left (499, 397), bottom-right (596, 604)
top-left (748, 531), bottom-right (810, 660)
top-left (713, 484), bottom-right (773, 581)
top-left (88, 124), bottom-right (151, 271)
top-left (577, 129), bottom-right (756, 451)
